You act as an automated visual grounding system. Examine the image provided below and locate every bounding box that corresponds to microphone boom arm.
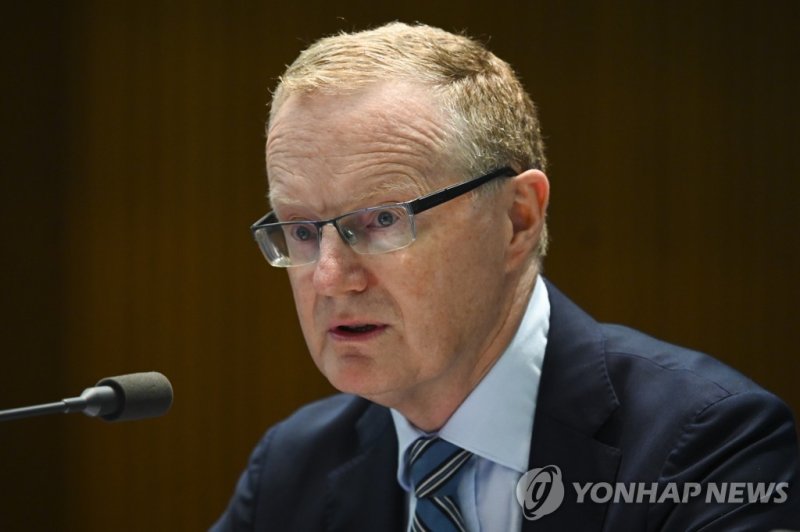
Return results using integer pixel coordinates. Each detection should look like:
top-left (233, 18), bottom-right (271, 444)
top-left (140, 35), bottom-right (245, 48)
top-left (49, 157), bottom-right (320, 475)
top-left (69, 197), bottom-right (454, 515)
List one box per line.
top-left (0, 372), bottom-right (172, 422)
top-left (0, 385), bottom-right (117, 422)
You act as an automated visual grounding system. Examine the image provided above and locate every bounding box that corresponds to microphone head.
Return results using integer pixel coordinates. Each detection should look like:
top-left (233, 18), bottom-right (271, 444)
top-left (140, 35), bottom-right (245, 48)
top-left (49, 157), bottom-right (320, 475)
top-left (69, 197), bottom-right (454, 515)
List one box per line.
top-left (95, 372), bottom-right (173, 422)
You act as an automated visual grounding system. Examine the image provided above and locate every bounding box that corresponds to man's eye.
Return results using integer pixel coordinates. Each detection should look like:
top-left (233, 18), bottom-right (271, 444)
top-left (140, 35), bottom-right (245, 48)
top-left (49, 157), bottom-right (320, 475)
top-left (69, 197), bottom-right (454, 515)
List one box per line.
top-left (291, 225), bottom-right (314, 241)
top-left (374, 210), bottom-right (397, 227)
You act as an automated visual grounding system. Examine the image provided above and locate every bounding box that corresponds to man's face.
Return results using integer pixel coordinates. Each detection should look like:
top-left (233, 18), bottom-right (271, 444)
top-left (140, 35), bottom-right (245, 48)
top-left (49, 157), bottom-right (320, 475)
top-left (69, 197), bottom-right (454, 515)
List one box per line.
top-left (266, 82), bottom-right (519, 416)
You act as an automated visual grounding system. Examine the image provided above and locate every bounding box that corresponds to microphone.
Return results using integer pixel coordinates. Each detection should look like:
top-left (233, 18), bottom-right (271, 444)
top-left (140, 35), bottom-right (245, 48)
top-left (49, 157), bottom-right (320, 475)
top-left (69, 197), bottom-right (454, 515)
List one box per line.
top-left (0, 372), bottom-right (173, 422)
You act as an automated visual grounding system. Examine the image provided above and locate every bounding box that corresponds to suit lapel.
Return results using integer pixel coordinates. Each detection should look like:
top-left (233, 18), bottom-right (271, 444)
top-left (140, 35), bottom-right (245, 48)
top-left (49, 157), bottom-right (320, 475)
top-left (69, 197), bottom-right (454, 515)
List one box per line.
top-left (522, 413), bottom-right (621, 531)
top-left (521, 280), bottom-right (622, 531)
top-left (326, 403), bottom-right (405, 532)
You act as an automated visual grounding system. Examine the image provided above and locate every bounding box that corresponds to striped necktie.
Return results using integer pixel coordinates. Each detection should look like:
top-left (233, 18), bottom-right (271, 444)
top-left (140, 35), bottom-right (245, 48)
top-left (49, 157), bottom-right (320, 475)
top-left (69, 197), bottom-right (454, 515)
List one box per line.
top-left (407, 436), bottom-right (473, 532)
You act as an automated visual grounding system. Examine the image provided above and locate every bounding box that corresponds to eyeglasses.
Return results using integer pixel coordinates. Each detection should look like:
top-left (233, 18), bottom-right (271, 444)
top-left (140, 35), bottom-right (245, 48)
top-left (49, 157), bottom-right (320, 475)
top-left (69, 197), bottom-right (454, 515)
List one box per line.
top-left (251, 166), bottom-right (517, 267)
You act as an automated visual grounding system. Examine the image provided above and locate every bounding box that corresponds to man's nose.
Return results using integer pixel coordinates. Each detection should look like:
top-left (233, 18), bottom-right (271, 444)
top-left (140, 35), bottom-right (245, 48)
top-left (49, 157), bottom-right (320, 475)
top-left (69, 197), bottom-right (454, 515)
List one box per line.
top-left (311, 225), bottom-right (368, 296)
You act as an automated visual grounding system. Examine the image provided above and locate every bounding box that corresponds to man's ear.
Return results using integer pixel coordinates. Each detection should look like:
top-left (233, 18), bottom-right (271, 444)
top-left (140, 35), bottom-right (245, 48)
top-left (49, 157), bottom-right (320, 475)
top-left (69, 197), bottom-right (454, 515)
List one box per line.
top-left (506, 169), bottom-right (549, 270)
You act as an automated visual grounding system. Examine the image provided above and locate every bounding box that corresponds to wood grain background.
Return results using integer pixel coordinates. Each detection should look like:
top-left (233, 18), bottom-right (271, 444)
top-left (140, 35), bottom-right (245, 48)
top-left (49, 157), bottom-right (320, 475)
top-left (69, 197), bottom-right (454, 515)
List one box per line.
top-left (2, 2), bottom-right (797, 530)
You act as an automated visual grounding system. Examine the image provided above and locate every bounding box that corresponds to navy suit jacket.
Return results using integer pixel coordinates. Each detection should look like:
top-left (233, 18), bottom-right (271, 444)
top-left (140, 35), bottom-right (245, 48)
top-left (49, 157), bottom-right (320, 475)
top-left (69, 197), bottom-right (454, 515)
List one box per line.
top-left (212, 281), bottom-right (800, 530)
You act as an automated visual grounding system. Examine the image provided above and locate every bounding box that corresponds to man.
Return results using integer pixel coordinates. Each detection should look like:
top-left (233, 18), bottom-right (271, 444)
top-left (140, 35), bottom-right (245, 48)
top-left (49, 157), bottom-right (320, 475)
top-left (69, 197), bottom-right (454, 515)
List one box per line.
top-left (213, 22), bottom-right (800, 531)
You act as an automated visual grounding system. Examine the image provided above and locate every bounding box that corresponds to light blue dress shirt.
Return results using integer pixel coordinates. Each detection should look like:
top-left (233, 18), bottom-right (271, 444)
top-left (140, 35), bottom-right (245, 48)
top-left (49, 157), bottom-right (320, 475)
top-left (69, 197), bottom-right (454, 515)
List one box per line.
top-left (391, 275), bottom-right (550, 532)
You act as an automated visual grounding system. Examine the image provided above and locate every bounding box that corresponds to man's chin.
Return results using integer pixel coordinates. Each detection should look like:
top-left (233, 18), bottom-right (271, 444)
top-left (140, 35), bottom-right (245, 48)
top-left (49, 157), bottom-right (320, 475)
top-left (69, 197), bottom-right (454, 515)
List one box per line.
top-left (324, 365), bottom-right (400, 404)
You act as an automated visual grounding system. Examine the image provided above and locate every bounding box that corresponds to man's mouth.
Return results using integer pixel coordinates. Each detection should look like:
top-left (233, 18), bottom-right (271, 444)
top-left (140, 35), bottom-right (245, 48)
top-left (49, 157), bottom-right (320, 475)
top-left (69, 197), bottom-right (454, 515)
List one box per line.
top-left (329, 323), bottom-right (387, 339)
top-left (337, 324), bottom-right (378, 333)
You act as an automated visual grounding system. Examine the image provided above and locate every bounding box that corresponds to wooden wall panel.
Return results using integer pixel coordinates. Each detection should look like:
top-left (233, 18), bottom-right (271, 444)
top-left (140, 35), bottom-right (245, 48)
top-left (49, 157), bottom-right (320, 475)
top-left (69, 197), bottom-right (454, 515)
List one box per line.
top-left (59, 2), bottom-right (334, 529)
top-left (0, 3), bottom-right (71, 531)
top-left (2, 1), bottom-right (797, 529)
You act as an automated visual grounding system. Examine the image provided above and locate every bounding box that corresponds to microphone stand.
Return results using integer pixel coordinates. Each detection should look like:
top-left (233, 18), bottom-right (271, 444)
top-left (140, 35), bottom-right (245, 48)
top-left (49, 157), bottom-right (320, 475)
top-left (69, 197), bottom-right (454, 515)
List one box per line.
top-left (0, 386), bottom-right (117, 422)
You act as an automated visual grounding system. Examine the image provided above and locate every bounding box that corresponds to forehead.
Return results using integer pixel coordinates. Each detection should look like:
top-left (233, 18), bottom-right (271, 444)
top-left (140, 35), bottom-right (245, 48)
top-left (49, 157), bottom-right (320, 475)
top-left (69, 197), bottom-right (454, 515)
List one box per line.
top-left (266, 82), bottom-right (455, 215)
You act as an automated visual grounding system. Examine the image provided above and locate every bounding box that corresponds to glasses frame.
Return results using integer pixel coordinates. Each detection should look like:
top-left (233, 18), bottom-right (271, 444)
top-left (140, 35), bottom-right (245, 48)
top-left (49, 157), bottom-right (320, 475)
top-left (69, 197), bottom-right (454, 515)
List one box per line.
top-left (251, 166), bottom-right (518, 266)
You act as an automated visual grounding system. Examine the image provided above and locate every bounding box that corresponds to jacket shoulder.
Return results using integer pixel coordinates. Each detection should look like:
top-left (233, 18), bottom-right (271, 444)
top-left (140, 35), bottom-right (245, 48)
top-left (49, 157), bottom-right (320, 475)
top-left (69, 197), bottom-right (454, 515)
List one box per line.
top-left (211, 394), bottom-right (393, 531)
top-left (598, 323), bottom-right (796, 473)
top-left (256, 393), bottom-right (388, 486)
top-left (598, 324), bottom-right (800, 528)
top-left (602, 323), bottom-right (764, 398)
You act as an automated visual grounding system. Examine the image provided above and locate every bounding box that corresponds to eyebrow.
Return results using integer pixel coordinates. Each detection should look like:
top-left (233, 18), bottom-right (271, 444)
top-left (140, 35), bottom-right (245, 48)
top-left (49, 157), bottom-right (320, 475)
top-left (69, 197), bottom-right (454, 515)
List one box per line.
top-left (268, 177), bottom-right (427, 215)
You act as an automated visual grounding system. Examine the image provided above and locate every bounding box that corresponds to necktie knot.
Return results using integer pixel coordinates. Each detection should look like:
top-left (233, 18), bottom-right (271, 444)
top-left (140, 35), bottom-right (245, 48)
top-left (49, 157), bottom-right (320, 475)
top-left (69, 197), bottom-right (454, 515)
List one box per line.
top-left (407, 436), bottom-right (473, 532)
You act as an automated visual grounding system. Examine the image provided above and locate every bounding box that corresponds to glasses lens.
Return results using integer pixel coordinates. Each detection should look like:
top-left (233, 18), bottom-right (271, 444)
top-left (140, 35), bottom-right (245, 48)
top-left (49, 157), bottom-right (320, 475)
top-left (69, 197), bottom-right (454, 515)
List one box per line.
top-left (337, 205), bottom-right (415, 255)
top-left (255, 222), bottom-right (319, 267)
top-left (253, 205), bottom-right (415, 267)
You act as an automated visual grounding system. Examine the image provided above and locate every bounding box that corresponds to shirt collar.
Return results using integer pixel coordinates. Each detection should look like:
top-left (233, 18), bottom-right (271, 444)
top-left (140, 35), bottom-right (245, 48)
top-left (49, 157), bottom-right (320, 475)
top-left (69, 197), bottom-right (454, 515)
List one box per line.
top-left (391, 275), bottom-right (550, 488)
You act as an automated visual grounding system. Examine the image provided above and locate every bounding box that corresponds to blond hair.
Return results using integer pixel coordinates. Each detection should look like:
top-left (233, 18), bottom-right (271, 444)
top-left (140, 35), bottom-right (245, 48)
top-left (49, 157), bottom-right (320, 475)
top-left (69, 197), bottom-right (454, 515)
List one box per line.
top-left (269, 22), bottom-right (549, 258)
